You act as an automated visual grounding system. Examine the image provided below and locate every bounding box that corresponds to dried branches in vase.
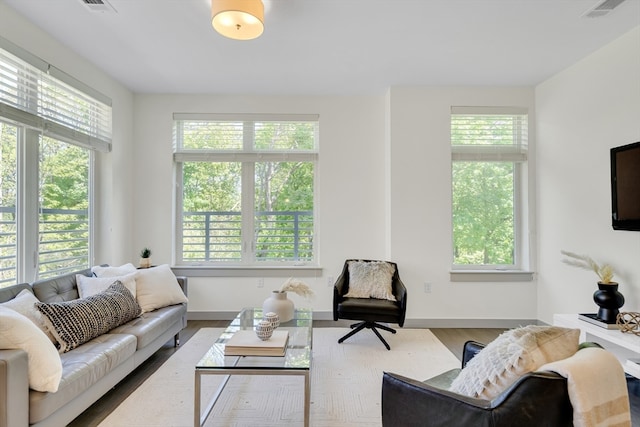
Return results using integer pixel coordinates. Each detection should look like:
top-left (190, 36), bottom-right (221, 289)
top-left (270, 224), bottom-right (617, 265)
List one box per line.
top-left (279, 278), bottom-right (315, 300)
top-left (560, 250), bottom-right (616, 284)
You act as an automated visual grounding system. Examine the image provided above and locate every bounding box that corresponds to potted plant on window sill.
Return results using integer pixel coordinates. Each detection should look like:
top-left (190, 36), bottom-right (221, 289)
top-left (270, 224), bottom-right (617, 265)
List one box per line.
top-left (139, 247), bottom-right (152, 269)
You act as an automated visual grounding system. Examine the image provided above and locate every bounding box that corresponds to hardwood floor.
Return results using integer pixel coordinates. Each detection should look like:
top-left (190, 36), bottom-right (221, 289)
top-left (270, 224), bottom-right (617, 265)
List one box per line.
top-left (68, 321), bottom-right (639, 426)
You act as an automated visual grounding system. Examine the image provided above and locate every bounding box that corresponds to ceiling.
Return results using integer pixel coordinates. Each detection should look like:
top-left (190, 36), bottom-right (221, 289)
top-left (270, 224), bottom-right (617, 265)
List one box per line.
top-left (3, 0), bottom-right (640, 95)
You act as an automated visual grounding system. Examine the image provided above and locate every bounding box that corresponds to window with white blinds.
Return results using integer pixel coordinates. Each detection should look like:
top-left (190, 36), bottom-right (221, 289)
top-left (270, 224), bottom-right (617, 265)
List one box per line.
top-left (0, 39), bottom-right (103, 286)
top-left (451, 106), bottom-right (530, 272)
top-left (0, 37), bottom-right (112, 152)
top-left (451, 106), bottom-right (528, 162)
top-left (173, 114), bottom-right (319, 267)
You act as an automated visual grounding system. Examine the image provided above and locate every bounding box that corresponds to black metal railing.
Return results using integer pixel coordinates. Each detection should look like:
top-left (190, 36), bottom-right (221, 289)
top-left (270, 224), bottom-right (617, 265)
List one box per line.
top-left (182, 210), bottom-right (313, 262)
top-left (0, 207), bottom-right (89, 287)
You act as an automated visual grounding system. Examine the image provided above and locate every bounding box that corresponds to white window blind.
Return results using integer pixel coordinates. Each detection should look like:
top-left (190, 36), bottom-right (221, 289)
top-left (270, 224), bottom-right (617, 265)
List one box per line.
top-left (0, 37), bottom-right (112, 152)
top-left (451, 106), bottom-right (528, 162)
top-left (173, 113), bottom-right (319, 163)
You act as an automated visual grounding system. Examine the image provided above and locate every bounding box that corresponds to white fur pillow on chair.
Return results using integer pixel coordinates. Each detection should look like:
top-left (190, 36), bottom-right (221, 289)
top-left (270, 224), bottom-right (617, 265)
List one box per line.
top-left (344, 260), bottom-right (396, 301)
top-left (449, 325), bottom-right (580, 400)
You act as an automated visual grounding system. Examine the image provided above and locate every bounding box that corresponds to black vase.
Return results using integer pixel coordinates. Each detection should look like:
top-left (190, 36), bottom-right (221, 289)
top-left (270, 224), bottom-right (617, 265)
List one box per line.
top-left (593, 282), bottom-right (625, 324)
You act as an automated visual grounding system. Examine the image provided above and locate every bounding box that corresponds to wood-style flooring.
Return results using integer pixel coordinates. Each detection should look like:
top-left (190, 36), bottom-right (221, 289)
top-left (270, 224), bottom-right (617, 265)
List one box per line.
top-left (68, 320), bottom-right (639, 426)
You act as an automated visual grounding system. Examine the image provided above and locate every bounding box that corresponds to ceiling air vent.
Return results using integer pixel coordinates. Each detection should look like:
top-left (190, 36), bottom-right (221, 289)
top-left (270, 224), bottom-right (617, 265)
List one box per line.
top-left (582, 0), bottom-right (626, 18)
top-left (80, 0), bottom-right (116, 13)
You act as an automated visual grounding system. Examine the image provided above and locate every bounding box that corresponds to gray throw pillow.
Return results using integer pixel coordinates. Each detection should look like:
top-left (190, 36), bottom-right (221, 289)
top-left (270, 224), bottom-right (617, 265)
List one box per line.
top-left (36, 280), bottom-right (141, 352)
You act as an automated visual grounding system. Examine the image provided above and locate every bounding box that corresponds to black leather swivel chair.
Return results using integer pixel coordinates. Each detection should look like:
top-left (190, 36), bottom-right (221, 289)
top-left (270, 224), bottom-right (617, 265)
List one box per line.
top-left (333, 259), bottom-right (407, 350)
top-left (381, 341), bottom-right (607, 426)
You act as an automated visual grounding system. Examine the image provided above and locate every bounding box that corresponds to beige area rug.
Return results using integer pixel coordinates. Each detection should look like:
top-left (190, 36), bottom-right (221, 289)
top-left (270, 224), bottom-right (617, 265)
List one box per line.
top-left (98, 327), bottom-right (460, 427)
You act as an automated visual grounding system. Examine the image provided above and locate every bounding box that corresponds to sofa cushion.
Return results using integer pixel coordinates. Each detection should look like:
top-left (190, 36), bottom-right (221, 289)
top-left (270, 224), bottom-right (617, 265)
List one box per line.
top-left (36, 281), bottom-right (142, 353)
top-left (135, 264), bottom-right (188, 313)
top-left (92, 263), bottom-right (137, 278)
top-left (109, 303), bottom-right (187, 349)
top-left (449, 325), bottom-right (579, 400)
top-left (0, 306), bottom-right (62, 393)
top-left (28, 333), bottom-right (137, 424)
top-left (344, 260), bottom-right (396, 301)
top-left (76, 273), bottom-right (137, 299)
top-left (32, 267), bottom-right (93, 303)
top-left (0, 288), bottom-right (56, 344)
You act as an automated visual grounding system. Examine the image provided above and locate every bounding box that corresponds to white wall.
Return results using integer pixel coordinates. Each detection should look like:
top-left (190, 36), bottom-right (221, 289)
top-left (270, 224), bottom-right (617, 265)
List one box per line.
top-left (536, 27), bottom-right (640, 324)
top-left (132, 94), bottom-right (388, 315)
top-left (133, 89), bottom-right (539, 323)
top-left (0, 3), bottom-right (136, 266)
top-left (387, 86), bottom-right (538, 322)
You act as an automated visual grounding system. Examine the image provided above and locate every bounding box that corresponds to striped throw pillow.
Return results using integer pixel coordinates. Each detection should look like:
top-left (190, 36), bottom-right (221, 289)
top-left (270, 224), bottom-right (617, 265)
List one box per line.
top-left (36, 280), bottom-right (141, 353)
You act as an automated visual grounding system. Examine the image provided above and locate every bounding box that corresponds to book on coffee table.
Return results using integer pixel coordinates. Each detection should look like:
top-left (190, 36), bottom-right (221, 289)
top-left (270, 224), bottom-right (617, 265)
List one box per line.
top-left (224, 330), bottom-right (289, 356)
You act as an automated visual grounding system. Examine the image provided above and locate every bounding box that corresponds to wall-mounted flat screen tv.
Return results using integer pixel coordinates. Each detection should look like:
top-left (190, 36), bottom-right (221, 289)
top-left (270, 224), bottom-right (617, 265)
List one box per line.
top-left (611, 141), bottom-right (640, 231)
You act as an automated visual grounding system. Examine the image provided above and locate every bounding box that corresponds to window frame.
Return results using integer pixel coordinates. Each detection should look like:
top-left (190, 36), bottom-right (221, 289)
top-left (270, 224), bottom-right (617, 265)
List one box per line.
top-left (0, 40), bottom-right (109, 286)
top-left (172, 113), bottom-right (319, 270)
top-left (0, 120), bottom-right (95, 285)
top-left (450, 106), bottom-right (533, 281)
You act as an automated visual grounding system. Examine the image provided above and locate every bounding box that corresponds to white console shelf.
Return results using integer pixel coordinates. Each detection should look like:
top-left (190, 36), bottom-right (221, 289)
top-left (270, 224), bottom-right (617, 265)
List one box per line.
top-left (554, 313), bottom-right (640, 378)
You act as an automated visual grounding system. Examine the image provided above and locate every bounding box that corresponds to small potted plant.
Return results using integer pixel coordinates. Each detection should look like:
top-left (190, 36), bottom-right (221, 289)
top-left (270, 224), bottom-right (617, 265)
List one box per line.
top-left (139, 247), bottom-right (152, 268)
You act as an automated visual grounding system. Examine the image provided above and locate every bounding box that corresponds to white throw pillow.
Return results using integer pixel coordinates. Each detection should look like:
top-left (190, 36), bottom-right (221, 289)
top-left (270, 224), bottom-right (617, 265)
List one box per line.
top-left (449, 325), bottom-right (580, 400)
top-left (0, 306), bottom-right (62, 392)
top-left (1, 289), bottom-right (56, 344)
top-left (92, 263), bottom-right (137, 278)
top-left (344, 260), bottom-right (397, 301)
top-left (76, 273), bottom-right (137, 299)
top-left (135, 264), bottom-right (188, 313)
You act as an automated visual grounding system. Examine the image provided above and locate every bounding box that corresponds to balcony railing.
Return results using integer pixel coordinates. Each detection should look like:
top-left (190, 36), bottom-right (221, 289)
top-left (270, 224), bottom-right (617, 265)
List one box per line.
top-left (0, 206), bottom-right (89, 286)
top-left (182, 210), bottom-right (313, 262)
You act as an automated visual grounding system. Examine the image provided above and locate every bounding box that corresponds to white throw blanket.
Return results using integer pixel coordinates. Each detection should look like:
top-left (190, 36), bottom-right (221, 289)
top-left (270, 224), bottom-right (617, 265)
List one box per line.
top-left (539, 346), bottom-right (631, 427)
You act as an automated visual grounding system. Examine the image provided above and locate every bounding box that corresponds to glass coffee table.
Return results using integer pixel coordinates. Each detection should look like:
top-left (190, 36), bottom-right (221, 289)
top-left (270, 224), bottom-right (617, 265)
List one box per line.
top-left (194, 307), bottom-right (313, 427)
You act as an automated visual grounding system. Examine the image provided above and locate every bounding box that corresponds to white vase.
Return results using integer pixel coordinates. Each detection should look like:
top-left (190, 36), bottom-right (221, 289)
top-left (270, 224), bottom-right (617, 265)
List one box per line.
top-left (263, 291), bottom-right (295, 323)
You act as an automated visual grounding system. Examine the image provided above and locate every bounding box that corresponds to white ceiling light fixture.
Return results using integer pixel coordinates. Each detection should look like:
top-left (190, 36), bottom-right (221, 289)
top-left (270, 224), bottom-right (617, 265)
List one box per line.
top-left (211, 0), bottom-right (264, 40)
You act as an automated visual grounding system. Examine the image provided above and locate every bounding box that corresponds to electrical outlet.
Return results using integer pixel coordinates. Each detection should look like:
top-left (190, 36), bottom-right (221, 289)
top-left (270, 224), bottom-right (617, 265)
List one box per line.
top-left (424, 282), bottom-right (432, 293)
top-left (257, 278), bottom-right (264, 288)
top-left (327, 276), bottom-right (334, 287)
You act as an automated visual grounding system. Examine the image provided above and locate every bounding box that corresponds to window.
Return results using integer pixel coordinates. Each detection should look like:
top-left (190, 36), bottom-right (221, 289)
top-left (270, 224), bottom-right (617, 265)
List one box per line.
top-left (0, 121), bottom-right (18, 285)
top-left (0, 39), bottom-right (111, 286)
top-left (451, 107), bottom-right (529, 271)
top-left (38, 136), bottom-right (90, 279)
top-left (174, 114), bottom-right (318, 267)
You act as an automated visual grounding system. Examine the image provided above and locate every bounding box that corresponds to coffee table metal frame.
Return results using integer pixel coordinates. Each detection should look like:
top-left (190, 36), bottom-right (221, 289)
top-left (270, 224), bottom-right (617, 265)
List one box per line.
top-left (194, 308), bottom-right (312, 427)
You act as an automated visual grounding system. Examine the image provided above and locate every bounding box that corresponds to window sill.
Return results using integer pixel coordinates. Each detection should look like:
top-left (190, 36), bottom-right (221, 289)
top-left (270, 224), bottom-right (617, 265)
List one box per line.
top-left (171, 265), bottom-right (322, 278)
top-left (450, 270), bottom-right (535, 282)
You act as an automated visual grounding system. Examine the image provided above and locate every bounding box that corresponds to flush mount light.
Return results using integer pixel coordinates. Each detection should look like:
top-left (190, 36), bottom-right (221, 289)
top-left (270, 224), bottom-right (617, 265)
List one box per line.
top-left (211, 0), bottom-right (264, 40)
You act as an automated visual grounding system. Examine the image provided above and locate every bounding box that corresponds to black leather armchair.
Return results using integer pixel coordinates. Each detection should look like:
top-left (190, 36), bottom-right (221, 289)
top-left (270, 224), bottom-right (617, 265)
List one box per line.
top-left (381, 340), bottom-right (576, 426)
top-left (333, 259), bottom-right (407, 350)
